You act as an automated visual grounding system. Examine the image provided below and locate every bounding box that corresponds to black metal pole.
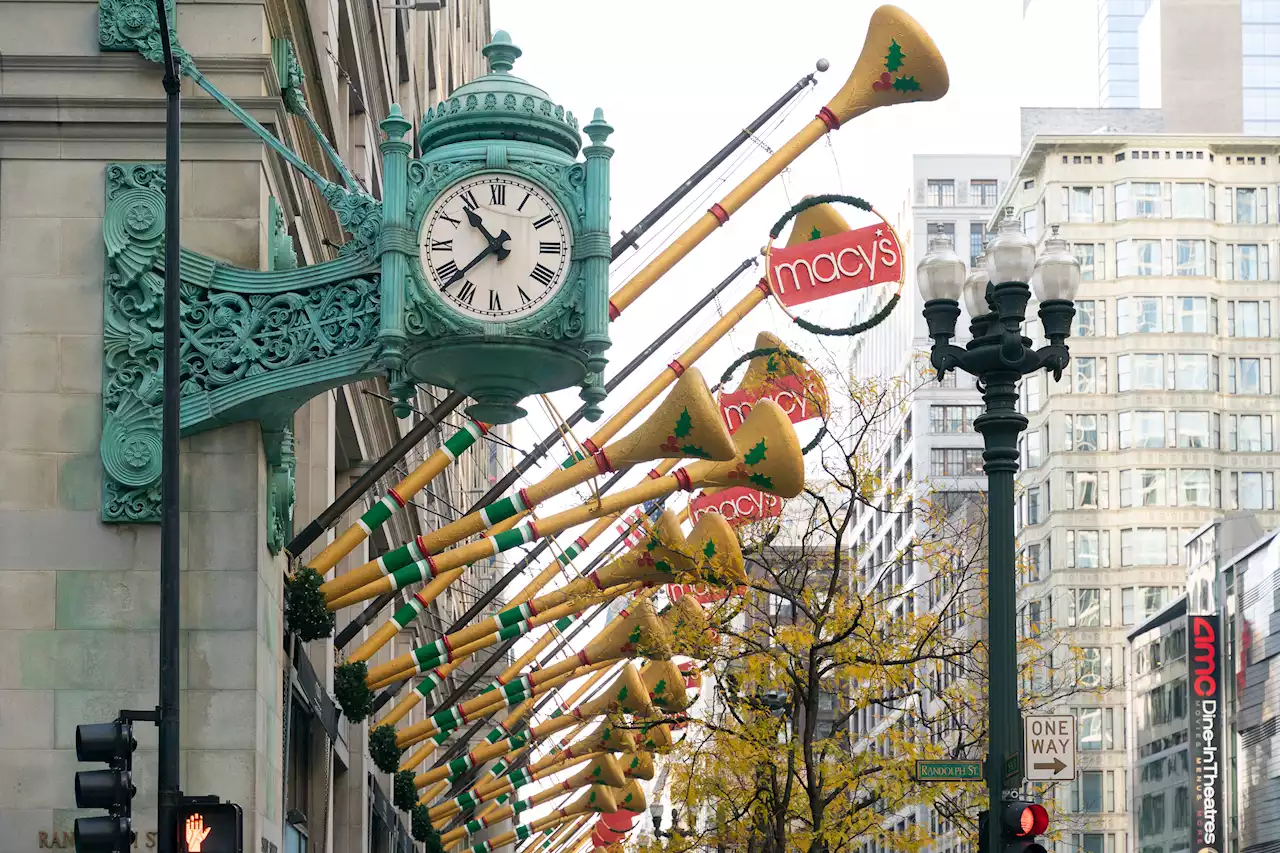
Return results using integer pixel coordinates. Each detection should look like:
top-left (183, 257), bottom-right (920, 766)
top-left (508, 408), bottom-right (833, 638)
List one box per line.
top-left (335, 258), bottom-right (754, 653)
top-left (285, 389), bottom-right (466, 559)
top-left (155, 3), bottom-right (182, 851)
top-left (609, 70), bottom-right (819, 258)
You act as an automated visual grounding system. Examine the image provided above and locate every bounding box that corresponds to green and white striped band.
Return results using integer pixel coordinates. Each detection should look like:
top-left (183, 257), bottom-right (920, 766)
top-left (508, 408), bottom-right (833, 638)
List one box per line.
top-left (455, 790), bottom-right (479, 810)
top-left (357, 493), bottom-right (401, 534)
top-left (513, 799), bottom-right (531, 815)
top-left (447, 754), bottom-right (473, 776)
top-left (442, 421), bottom-right (484, 462)
top-left (508, 768), bottom-right (531, 786)
top-left (413, 671), bottom-right (440, 698)
top-left (497, 619), bottom-right (530, 642)
top-left (515, 824), bottom-right (534, 841)
top-left (554, 615), bottom-right (574, 631)
top-left (479, 490), bottom-right (529, 529)
top-left (489, 524), bottom-right (537, 555)
top-left (431, 705), bottom-right (464, 730)
top-left (556, 544), bottom-right (580, 566)
top-left (496, 602), bottom-right (535, 629)
top-left (390, 598), bottom-right (424, 630)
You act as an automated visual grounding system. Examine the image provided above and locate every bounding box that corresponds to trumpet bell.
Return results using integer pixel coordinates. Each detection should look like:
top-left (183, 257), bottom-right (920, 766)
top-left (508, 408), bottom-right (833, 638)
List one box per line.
top-left (582, 598), bottom-right (673, 665)
top-left (571, 719), bottom-right (638, 757)
top-left (781, 205), bottom-right (851, 249)
top-left (686, 399), bottom-right (805, 499)
top-left (635, 722), bottom-right (674, 752)
top-left (826, 4), bottom-right (949, 126)
top-left (619, 751), bottom-right (655, 781)
top-left (579, 664), bottom-right (657, 718)
top-left (641, 659), bottom-right (691, 713)
top-left (663, 596), bottom-right (716, 663)
top-left (572, 753), bottom-right (626, 788)
top-left (685, 511), bottom-right (746, 588)
top-left (605, 367), bottom-right (737, 466)
top-left (615, 779), bottom-right (648, 813)
top-left (595, 510), bottom-right (694, 588)
top-left (736, 330), bottom-right (831, 419)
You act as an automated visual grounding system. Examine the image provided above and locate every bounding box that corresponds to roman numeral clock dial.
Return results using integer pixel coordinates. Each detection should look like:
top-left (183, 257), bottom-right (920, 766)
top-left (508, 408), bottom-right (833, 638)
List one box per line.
top-left (420, 174), bottom-right (572, 323)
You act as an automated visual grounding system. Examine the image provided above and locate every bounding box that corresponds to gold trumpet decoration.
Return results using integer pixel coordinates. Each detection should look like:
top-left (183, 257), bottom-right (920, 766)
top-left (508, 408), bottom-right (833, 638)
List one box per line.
top-left (329, 399), bottom-right (803, 611)
top-left (320, 367), bottom-right (735, 604)
top-left (450, 786), bottom-right (623, 853)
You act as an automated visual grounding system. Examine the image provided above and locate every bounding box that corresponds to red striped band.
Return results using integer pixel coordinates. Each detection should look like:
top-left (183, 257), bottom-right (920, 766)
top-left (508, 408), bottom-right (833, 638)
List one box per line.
top-left (425, 553), bottom-right (439, 577)
top-left (472, 420), bottom-right (490, 435)
top-left (582, 438), bottom-right (600, 455)
top-left (519, 488), bottom-right (532, 510)
top-left (388, 488), bottom-right (406, 507)
top-left (709, 203), bottom-right (730, 225)
top-left (527, 520), bottom-right (541, 540)
top-left (414, 591), bottom-right (432, 608)
top-left (526, 598), bottom-right (539, 617)
top-left (593, 448), bottom-right (614, 474)
top-left (574, 536), bottom-right (588, 550)
top-left (416, 535), bottom-right (430, 557)
top-left (817, 106), bottom-right (840, 130)
top-left (647, 468), bottom-right (662, 480)
top-left (756, 277), bottom-right (771, 296)
top-left (441, 634), bottom-right (453, 654)
top-left (607, 301), bottom-right (620, 321)
top-left (495, 673), bottom-right (509, 685)
top-left (577, 650), bottom-right (590, 666)
top-left (588, 570), bottom-right (603, 590)
top-left (668, 359), bottom-right (685, 377)
top-left (673, 468), bottom-right (693, 492)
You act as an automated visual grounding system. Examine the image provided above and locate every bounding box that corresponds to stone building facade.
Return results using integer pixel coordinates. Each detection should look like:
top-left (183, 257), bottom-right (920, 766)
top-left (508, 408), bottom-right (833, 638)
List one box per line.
top-left (0, 0), bottom-right (508, 851)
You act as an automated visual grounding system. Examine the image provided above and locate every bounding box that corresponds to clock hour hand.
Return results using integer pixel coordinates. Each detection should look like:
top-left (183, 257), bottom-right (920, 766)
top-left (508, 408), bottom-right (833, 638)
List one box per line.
top-left (441, 243), bottom-right (495, 291)
top-left (464, 206), bottom-right (512, 261)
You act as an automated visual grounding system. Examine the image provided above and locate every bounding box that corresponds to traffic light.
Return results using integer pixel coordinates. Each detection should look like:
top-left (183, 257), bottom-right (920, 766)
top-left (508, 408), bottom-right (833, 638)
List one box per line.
top-left (73, 720), bottom-right (137, 852)
top-left (177, 799), bottom-right (244, 853)
top-left (1002, 800), bottom-right (1049, 853)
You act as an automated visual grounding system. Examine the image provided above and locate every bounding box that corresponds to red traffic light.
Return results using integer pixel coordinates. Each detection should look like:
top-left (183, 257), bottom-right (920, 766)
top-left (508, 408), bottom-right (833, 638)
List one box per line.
top-left (1004, 802), bottom-right (1049, 837)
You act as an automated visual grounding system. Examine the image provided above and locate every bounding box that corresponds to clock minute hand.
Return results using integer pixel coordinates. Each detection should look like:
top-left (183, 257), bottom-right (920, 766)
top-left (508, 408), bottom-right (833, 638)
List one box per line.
top-left (464, 207), bottom-right (512, 260)
top-left (441, 243), bottom-right (495, 290)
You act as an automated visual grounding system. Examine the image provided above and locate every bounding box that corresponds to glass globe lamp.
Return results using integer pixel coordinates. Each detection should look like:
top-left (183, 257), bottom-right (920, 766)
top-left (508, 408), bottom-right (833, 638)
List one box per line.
top-left (984, 206), bottom-right (1036, 286)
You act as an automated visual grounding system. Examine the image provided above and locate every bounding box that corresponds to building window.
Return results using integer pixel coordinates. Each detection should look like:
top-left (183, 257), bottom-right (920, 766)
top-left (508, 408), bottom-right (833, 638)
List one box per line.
top-left (1117, 239), bottom-right (1160, 276)
top-left (1229, 414), bottom-right (1273, 451)
top-left (1075, 243), bottom-right (1101, 281)
top-left (1022, 427), bottom-right (1045, 468)
top-left (1067, 530), bottom-right (1105, 568)
top-left (1118, 411), bottom-right (1166, 449)
top-left (1022, 207), bottom-right (1038, 241)
top-left (1066, 471), bottom-right (1104, 510)
top-left (969, 222), bottom-right (986, 265)
top-left (1229, 356), bottom-right (1271, 394)
top-left (1228, 300), bottom-right (1271, 337)
top-left (1122, 588), bottom-right (1135, 625)
top-left (1065, 186), bottom-right (1101, 222)
top-left (1073, 299), bottom-right (1103, 336)
top-left (1022, 542), bottom-right (1047, 583)
top-left (1117, 295), bottom-right (1163, 334)
top-left (1117, 353), bottom-right (1163, 392)
top-left (1175, 239), bottom-right (1207, 276)
top-left (1077, 649), bottom-right (1110, 689)
top-left (1071, 589), bottom-right (1102, 627)
top-left (1230, 471), bottom-right (1274, 510)
top-left (1174, 354), bottom-right (1214, 391)
top-left (1174, 296), bottom-right (1214, 333)
top-left (1173, 182), bottom-right (1208, 218)
top-left (1179, 470), bottom-right (1212, 507)
top-left (1065, 414), bottom-right (1107, 451)
top-left (927, 179), bottom-right (956, 207)
top-left (1121, 528), bottom-right (1168, 566)
top-left (1120, 469), bottom-right (1166, 508)
top-left (1175, 411), bottom-right (1214, 448)
top-left (1023, 372), bottom-right (1045, 413)
top-left (929, 404), bottom-right (982, 434)
top-left (1233, 186), bottom-right (1269, 223)
top-left (1074, 357), bottom-right (1104, 394)
top-left (930, 448), bottom-right (984, 476)
top-left (1116, 182), bottom-right (1162, 219)
top-left (285, 698), bottom-right (312, 851)
top-left (972, 179), bottom-right (998, 206)
top-left (1224, 243), bottom-right (1269, 281)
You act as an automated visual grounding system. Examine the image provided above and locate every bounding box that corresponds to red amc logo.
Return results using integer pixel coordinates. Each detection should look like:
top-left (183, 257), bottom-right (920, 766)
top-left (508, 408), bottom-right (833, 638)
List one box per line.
top-left (1192, 616), bottom-right (1218, 698)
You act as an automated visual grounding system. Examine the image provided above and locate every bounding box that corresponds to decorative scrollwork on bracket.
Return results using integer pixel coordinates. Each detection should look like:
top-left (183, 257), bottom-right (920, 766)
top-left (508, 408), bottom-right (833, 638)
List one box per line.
top-left (99, 0), bottom-right (192, 71)
top-left (263, 424), bottom-right (296, 555)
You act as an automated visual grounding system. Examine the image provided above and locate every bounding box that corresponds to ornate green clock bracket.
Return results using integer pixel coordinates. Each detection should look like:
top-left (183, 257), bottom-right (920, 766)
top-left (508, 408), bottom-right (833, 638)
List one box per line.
top-left (97, 7), bottom-right (616, 543)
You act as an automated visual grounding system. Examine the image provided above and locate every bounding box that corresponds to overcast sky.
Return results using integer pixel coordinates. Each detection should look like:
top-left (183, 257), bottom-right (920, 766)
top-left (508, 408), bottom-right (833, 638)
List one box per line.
top-left (472, 0), bottom-right (1098, 815)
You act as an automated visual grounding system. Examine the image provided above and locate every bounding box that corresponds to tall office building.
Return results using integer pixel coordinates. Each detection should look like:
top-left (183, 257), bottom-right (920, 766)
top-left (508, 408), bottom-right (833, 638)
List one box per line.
top-left (997, 133), bottom-right (1280, 850)
top-left (1026, 0), bottom-right (1280, 134)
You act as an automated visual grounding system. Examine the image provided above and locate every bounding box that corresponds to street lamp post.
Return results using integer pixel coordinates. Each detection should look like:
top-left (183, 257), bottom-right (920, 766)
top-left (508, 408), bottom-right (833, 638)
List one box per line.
top-left (917, 208), bottom-right (1081, 853)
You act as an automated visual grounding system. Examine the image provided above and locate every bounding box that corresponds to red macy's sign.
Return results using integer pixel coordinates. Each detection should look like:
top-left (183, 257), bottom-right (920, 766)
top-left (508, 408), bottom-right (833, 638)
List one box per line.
top-left (690, 486), bottom-right (785, 526)
top-left (718, 374), bottom-right (826, 434)
top-left (768, 222), bottom-right (902, 308)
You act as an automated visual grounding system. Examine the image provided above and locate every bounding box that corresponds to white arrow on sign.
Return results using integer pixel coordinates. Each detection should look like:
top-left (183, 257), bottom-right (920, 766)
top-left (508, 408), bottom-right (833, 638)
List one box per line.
top-left (1024, 714), bottom-right (1077, 781)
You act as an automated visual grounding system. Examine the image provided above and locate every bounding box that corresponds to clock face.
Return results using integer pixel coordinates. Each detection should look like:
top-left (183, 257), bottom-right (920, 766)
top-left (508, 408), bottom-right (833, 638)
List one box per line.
top-left (420, 173), bottom-right (573, 322)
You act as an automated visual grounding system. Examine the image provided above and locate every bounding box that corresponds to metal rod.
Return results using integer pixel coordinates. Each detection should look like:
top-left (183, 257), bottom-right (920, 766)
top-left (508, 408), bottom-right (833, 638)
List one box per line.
top-left (335, 258), bottom-right (753, 653)
top-left (609, 70), bottom-right (819, 259)
top-left (155, 2), bottom-right (182, 850)
top-left (285, 389), bottom-right (467, 559)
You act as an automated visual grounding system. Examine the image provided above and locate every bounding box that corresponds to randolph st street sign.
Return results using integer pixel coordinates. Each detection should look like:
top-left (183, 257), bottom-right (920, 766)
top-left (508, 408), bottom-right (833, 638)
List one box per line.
top-left (913, 760), bottom-right (983, 782)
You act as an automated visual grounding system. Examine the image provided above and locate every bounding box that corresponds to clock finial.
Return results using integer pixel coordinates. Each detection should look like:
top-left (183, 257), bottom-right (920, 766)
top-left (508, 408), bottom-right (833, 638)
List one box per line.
top-left (483, 31), bottom-right (522, 75)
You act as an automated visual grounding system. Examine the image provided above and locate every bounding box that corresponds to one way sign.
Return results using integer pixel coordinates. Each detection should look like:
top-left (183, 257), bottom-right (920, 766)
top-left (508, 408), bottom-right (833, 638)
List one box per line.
top-left (1024, 715), bottom-right (1077, 782)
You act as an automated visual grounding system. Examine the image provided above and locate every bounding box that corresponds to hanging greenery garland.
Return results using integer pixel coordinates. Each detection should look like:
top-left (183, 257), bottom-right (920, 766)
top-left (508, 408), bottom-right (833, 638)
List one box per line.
top-left (369, 722), bottom-right (404, 774)
top-left (394, 768), bottom-right (418, 811)
top-left (284, 566), bottom-right (334, 641)
top-left (333, 660), bottom-right (373, 722)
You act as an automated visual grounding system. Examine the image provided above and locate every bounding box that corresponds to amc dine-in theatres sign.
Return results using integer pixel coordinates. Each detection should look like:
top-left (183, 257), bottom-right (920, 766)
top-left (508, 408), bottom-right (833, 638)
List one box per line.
top-left (768, 222), bottom-right (902, 308)
top-left (1190, 614), bottom-right (1223, 853)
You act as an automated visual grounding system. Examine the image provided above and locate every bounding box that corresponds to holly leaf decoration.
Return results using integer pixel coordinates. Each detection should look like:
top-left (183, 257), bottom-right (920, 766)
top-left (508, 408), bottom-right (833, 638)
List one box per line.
top-left (680, 443), bottom-right (713, 459)
top-left (629, 626), bottom-right (642, 644)
top-left (654, 678), bottom-right (667, 694)
top-left (617, 685), bottom-right (629, 701)
top-left (809, 226), bottom-right (822, 241)
top-left (766, 354), bottom-right (780, 375)
top-left (654, 560), bottom-right (672, 574)
top-left (593, 765), bottom-right (602, 776)
top-left (704, 539), bottom-right (717, 559)
top-left (892, 75), bottom-right (921, 92)
top-left (749, 472), bottom-right (775, 491)
top-left (630, 756), bottom-right (640, 768)
top-left (885, 39), bottom-right (905, 72)
top-left (743, 438), bottom-right (768, 466)
top-left (673, 407), bottom-right (693, 438)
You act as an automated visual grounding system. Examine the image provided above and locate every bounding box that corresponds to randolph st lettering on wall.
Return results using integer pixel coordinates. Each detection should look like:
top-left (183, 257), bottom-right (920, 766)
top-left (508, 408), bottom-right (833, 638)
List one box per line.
top-left (39, 830), bottom-right (158, 849)
top-left (1190, 614), bottom-right (1223, 853)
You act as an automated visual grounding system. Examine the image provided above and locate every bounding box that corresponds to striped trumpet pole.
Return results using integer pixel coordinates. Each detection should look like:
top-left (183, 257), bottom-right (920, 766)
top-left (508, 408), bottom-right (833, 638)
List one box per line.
top-left (319, 367), bottom-right (735, 606)
top-left (327, 399), bottom-right (803, 614)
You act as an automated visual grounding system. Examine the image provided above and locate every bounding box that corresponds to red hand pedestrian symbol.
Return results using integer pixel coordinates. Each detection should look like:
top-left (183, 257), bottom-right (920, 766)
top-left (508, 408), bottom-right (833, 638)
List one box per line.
top-left (185, 813), bottom-right (212, 852)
